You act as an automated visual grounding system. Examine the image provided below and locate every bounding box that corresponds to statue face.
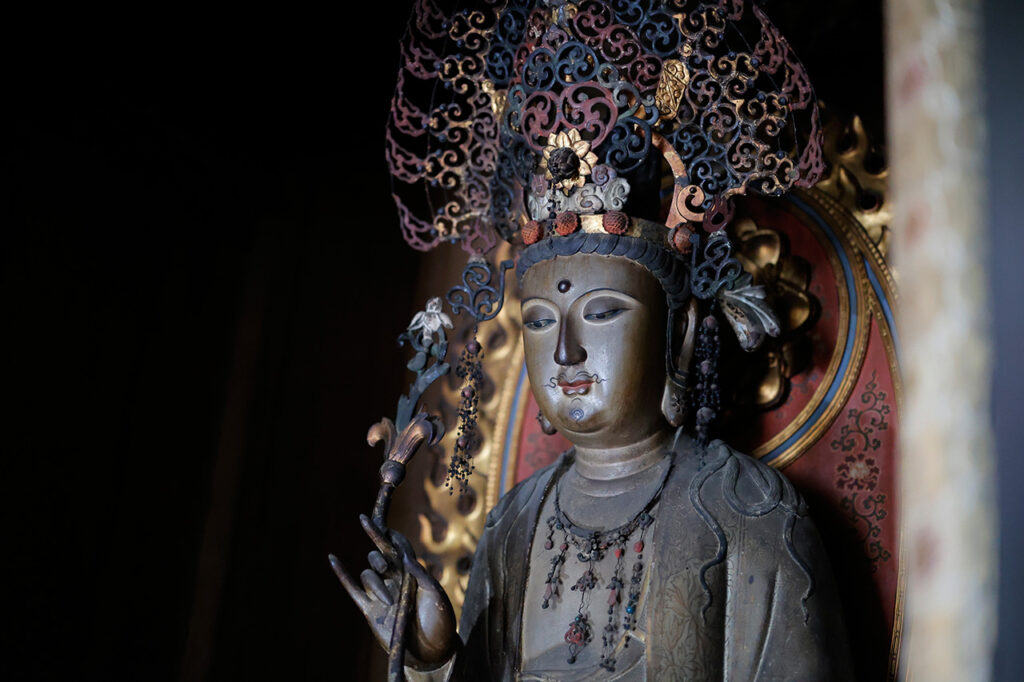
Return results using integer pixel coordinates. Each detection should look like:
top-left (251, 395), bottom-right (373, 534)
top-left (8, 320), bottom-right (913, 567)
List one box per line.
top-left (521, 253), bottom-right (670, 449)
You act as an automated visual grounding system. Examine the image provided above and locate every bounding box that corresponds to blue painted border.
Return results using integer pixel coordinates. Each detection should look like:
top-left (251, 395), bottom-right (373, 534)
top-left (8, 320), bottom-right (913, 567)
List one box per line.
top-left (498, 363), bottom-right (530, 494)
top-left (863, 255), bottom-right (901, 358)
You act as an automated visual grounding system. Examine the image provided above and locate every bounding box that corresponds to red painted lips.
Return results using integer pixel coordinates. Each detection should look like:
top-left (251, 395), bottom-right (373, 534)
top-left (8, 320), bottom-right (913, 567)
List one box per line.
top-left (557, 374), bottom-right (598, 395)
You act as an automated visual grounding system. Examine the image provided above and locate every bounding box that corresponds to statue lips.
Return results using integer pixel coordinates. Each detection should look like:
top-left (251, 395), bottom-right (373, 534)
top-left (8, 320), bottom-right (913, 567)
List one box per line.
top-left (555, 371), bottom-right (601, 396)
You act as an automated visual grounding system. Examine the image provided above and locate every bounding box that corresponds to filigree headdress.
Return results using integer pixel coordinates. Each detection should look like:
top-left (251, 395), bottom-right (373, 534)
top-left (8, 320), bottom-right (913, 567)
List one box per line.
top-left (389, 0), bottom-right (822, 251)
top-left (388, 0), bottom-right (823, 443)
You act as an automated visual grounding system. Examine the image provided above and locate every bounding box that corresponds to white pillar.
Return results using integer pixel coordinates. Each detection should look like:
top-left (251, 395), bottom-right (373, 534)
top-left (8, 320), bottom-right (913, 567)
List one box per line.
top-left (885, 0), bottom-right (996, 679)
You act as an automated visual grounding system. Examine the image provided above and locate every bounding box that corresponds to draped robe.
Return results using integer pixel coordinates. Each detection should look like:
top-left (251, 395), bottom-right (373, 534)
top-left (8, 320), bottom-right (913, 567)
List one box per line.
top-left (428, 435), bottom-right (851, 681)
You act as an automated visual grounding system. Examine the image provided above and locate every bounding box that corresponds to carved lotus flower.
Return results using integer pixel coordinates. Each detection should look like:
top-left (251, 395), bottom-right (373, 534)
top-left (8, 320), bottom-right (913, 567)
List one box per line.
top-left (408, 297), bottom-right (453, 342)
top-left (539, 128), bottom-right (599, 193)
top-left (729, 214), bottom-right (817, 410)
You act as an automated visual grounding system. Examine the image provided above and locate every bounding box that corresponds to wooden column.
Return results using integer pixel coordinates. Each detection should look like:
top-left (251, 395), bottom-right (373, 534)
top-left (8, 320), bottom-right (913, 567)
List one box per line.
top-left (886, 0), bottom-right (996, 679)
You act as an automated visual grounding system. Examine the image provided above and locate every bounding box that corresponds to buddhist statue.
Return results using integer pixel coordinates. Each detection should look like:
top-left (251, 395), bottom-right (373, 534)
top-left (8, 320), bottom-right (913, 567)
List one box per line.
top-left (332, 1), bottom-right (856, 679)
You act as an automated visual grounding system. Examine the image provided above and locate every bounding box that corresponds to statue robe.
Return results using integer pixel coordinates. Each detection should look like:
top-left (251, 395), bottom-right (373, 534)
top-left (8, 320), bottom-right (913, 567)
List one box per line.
top-left (443, 435), bottom-right (851, 681)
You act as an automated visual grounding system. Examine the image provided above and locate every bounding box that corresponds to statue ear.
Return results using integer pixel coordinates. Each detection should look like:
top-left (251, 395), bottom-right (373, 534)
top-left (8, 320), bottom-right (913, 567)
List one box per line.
top-left (536, 409), bottom-right (557, 435)
top-left (661, 298), bottom-right (699, 427)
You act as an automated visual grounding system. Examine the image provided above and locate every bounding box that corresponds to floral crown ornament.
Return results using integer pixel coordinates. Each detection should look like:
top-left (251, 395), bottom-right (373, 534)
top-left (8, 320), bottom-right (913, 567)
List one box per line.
top-left (539, 128), bottom-right (599, 193)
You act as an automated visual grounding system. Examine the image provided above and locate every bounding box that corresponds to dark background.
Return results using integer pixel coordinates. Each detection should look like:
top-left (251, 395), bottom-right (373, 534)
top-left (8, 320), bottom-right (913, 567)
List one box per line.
top-left (4, 7), bottom-right (422, 680)
top-left (3, 1), bottom-right (1021, 680)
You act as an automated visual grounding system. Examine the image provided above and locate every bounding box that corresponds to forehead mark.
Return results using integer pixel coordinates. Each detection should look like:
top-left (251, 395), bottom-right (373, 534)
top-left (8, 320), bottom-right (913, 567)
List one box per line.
top-left (557, 279), bottom-right (572, 293)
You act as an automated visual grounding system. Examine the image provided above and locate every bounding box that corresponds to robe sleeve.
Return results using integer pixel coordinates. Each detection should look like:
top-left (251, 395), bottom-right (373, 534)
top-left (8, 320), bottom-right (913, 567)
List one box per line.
top-left (721, 450), bottom-right (854, 681)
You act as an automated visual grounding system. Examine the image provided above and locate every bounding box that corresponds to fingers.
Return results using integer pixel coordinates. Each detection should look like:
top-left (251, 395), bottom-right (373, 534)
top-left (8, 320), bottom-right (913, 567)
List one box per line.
top-left (359, 514), bottom-right (397, 561)
top-left (328, 554), bottom-right (371, 612)
top-left (355, 518), bottom-right (438, 597)
top-left (361, 569), bottom-right (395, 606)
top-left (384, 530), bottom-right (440, 595)
top-left (368, 550), bottom-right (389, 574)
top-left (368, 550), bottom-right (400, 598)
top-left (402, 553), bottom-right (445, 597)
top-left (388, 529), bottom-right (416, 558)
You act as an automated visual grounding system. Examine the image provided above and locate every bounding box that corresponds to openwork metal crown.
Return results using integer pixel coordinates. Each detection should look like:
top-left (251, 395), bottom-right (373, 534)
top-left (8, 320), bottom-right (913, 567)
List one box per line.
top-left (388, 0), bottom-right (823, 253)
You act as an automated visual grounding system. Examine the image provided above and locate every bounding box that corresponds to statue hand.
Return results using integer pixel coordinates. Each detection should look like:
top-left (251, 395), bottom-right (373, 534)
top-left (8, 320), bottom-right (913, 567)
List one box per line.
top-left (330, 514), bottom-right (457, 667)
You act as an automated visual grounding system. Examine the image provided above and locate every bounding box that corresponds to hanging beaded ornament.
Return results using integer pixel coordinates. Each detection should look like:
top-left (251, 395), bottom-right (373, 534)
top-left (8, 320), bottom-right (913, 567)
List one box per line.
top-left (443, 256), bottom-right (516, 495)
top-left (694, 307), bottom-right (722, 447)
top-left (541, 459), bottom-right (674, 671)
top-left (445, 336), bottom-right (483, 495)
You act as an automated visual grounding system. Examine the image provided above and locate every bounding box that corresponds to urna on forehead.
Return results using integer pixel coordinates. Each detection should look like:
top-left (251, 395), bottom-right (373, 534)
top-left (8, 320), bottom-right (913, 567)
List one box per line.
top-left (516, 231), bottom-right (691, 309)
top-left (520, 252), bottom-right (666, 304)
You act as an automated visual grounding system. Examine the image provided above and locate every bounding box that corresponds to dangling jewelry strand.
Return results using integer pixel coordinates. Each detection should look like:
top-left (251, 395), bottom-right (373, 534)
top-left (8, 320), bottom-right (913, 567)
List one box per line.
top-left (446, 332), bottom-right (482, 494)
top-left (694, 302), bottom-right (721, 449)
top-left (548, 459), bottom-right (674, 671)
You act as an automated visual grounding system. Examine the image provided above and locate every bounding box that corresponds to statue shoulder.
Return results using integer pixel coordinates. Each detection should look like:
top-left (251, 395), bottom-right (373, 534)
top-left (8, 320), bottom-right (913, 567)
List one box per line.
top-left (484, 451), bottom-right (570, 529)
top-left (695, 439), bottom-right (808, 518)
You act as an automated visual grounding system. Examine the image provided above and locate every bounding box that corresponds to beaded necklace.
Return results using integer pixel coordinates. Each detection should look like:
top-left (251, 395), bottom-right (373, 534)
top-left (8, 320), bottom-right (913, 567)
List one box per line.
top-left (540, 457), bottom-right (674, 672)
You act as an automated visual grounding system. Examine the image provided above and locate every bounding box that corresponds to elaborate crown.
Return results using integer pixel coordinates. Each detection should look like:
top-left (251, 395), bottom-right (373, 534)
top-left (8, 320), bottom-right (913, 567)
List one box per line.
top-left (387, 0), bottom-right (823, 257)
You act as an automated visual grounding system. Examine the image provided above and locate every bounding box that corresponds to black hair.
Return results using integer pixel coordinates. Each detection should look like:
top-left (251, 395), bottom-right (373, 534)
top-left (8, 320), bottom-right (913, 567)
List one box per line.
top-left (516, 232), bottom-right (690, 309)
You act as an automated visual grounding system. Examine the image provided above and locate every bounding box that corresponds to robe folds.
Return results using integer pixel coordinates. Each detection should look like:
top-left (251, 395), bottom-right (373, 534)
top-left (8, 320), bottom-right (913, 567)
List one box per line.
top-left (432, 435), bottom-right (852, 681)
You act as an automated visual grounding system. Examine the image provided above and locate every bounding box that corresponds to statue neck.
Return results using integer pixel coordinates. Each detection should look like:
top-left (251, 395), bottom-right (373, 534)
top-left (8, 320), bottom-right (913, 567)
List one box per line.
top-left (570, 430), bottom-right (674, 497)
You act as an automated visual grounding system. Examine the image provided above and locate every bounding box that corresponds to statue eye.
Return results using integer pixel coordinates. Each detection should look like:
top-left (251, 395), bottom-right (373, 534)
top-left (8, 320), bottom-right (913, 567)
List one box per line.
top-left (584, 308), bottom-right (624, 322)
top-left (524, 318), bottom-right (556, 330)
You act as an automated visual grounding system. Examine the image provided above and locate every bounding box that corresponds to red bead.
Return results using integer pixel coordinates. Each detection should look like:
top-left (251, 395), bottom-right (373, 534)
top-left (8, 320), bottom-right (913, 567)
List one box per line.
top-left (560, 543), bottom-right (568, 551)
top-left (522, 220), bottom-right (542, 245)
top-left (634, 540), bottom-right (644, 553)
top-left (608, 588), bottom-right (618, 605)
top-left (670, 223), bottom-right (695, 254)
top-left (614, 548), bottom-right (623, 559)
top-left (602, 211), bottom-right (629, 235)
top-left (554, 211), bottom-right (580, 236)
top-left (544, 540), bottom-right (553, 550)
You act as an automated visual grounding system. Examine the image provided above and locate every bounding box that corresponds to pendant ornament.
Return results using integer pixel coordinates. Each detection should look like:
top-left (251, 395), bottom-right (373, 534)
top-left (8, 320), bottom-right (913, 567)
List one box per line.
top-left (541, 459), bottom-right (673, 671)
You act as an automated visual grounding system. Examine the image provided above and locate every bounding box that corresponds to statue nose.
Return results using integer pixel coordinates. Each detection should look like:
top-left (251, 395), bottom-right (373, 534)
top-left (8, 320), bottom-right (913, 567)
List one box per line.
top-left (554, 319), bottom-right (587, 366)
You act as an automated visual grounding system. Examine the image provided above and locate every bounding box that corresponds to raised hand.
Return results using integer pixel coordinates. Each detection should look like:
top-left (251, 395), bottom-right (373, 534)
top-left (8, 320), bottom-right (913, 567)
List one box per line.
top-left (330, 514), bottom-right (457, 667)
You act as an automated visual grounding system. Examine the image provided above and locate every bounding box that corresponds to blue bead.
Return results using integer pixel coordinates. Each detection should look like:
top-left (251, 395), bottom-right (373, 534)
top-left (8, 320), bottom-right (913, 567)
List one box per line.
top-left (626, 605), bottom-right (635, 614)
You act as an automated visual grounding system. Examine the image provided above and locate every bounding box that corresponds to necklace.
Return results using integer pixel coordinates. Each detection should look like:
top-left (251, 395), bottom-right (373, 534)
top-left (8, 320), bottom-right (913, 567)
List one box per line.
top-left (540, 457), bottom-right (674, 672)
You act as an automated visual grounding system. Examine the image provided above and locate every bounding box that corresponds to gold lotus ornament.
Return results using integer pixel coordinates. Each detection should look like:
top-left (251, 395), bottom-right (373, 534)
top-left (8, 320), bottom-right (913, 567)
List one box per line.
top-left (539, 128), bottom-right (599, 193)
top-left (729, 214), bottom-right (817, 410)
